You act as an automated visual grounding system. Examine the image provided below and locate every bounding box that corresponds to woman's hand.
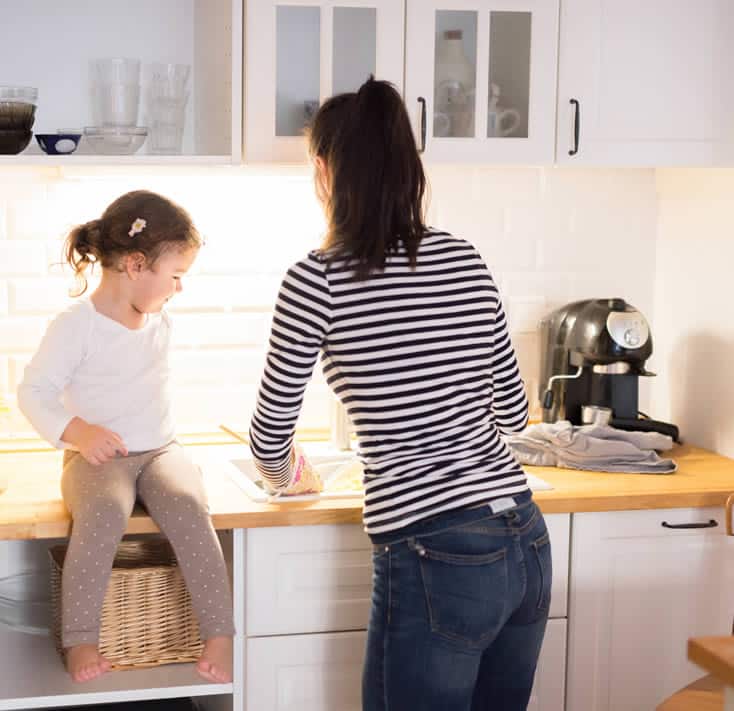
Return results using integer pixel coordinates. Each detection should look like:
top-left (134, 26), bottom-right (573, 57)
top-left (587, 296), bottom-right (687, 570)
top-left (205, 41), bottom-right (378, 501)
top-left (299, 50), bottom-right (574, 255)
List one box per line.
top-left (61, 417), bottom-right (128, 466)
top-left (282, 443), bottom-right (324, 495)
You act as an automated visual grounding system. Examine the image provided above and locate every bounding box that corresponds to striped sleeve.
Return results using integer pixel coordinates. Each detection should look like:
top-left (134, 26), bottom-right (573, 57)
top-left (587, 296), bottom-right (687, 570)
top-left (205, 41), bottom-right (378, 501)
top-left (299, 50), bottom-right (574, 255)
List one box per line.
top-left (249, 253), bottom-right (332, 490)
top-left (490, 292), bottom-right (529, 435)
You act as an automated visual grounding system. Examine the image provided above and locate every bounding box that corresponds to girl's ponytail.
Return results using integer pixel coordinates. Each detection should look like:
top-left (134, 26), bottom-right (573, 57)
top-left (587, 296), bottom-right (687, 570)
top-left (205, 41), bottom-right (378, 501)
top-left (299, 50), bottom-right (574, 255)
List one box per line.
top-left (65, 219), bottom-right (102, 296)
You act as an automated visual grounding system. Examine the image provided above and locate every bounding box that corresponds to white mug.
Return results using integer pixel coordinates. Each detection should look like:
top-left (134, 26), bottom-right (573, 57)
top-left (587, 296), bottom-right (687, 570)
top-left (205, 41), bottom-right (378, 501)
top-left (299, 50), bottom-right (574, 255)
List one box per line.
top-left (488, 108), bottom-right (521, 138)
top-left (433, 111), bottom-right (451, 137)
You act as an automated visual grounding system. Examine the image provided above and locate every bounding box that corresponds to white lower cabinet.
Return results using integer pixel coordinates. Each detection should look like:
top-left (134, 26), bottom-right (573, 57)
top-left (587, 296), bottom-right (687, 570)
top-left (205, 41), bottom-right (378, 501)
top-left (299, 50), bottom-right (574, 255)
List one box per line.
top-left (528, 619), bottom-right (567, 711)
top-left (247, 631), bottom-right (366, 711)
top-left (245, 621), bottom-right (566, 711)
top-left (243, 514), bottom-right (570, 710)
top-left (567, 507), bottom-right (734, 711)
top-left (246, 524), bottom-right (373, 636)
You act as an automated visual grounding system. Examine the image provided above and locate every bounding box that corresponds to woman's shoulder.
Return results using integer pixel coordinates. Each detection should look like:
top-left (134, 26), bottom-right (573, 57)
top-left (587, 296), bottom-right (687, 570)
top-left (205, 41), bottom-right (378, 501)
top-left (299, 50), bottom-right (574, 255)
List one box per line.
top-left (420, 230), bottom-right (486, 258)
top-left (422, 229), bottom-right (473, 248)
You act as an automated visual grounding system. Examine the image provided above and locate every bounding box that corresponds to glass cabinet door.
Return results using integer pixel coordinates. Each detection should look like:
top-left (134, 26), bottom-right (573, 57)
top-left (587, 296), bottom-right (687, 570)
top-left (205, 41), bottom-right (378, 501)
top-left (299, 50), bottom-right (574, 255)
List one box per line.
top-left (406, 0), bottom-right (558, 163)
top-left (246, 0), bottom-right (404, 162)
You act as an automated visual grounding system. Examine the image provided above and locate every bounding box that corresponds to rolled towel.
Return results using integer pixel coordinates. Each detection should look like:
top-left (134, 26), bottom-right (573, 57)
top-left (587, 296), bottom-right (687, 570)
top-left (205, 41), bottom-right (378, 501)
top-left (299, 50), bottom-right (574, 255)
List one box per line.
top-left (507, 421), bottom-right (677, 474)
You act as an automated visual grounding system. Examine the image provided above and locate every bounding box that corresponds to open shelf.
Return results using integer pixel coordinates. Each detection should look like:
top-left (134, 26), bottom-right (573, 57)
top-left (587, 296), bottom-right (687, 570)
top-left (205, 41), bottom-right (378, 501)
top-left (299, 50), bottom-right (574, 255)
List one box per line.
top-left (0, 0), bottom-right (242, 162)
top-left (0, 155), bottom-right (239, 167)
top-left (0, 625), bottom-right (231, 710)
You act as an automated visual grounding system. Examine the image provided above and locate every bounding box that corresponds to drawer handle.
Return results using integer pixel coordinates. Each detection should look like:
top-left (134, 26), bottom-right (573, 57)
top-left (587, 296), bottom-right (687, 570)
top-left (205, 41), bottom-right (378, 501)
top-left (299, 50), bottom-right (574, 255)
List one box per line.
top-left (569, 98), bottom-right (580, 156)
top-left (661, 519), bottom-right (718, 530)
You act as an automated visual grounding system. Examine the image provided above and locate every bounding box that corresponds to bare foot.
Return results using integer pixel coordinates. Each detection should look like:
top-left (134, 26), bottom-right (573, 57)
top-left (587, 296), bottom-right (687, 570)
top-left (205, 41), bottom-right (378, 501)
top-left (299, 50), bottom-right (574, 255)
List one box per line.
top-left (66, 644), bottom-right (111, 683)
top-left (196, 636), bottom-right (233, 683)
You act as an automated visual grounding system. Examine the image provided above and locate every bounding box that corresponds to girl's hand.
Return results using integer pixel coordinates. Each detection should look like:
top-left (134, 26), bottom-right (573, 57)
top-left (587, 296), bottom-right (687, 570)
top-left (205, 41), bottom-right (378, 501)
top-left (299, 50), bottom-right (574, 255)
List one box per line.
top-left (79, 425), bottom-right (128, 466)
top-left (282, 443), bottom-right (323, 495)
top-left (62, 417), bottom-right (128, 466)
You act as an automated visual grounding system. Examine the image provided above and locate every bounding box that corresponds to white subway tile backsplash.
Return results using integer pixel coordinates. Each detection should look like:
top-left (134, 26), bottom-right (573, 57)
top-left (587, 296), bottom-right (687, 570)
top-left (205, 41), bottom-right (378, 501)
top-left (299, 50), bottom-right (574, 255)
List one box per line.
top-left (0, 316), bottom-right (49, 352)
top-left (506, 299), bottom-right (549, 335)
top-left (0, 166), bottom-right (659, 435)
top-left (169, 349), bottom-right (268, 386)
top-left (652, 169), bottom-right (734, 456)
top-left (0, 201), bottom-right (7, 241)
top-left (172, 384), bottom-right (258, 432)
top-left (6, 193), bottom-right (52, 242)
top-left (0, 356), bottom-right (8, 393)
top-left (540, 167), bottom-right (657, 207)
top-left (8, 356), bottom-right (29, 391)
top-left (171, 313), bottom-right (272, 348)
top-left (10, 279), bottom-right (75, 314)
top-left (0, 242), bottom-right (49, 277)
top-left (297, 382), bottom-right (336, 430)
top-left (169, 275), bottom-right (281, 312)
top-left (503, 271), bottom-right (573, 305)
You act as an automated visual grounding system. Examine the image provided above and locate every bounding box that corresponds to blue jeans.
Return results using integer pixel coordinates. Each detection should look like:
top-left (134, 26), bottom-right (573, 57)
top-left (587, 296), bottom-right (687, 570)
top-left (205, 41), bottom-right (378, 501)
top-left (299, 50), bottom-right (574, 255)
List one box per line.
top-left (362, 491), bottom-right (551, 711)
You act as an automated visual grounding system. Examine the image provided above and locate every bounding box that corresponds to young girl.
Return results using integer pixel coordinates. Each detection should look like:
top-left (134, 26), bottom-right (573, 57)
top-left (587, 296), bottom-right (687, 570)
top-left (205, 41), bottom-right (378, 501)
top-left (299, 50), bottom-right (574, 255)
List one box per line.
top-left (18, 191), bottom-right (234, 684)
top-left (249, 79), bottom-right (550, 710)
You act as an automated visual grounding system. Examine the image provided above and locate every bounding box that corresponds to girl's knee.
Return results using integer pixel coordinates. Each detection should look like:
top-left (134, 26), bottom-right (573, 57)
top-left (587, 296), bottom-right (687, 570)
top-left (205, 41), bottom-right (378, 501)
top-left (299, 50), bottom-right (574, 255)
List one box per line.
top-left (147, 490), bottom-right (210, 526)
top-left (73, 497), bottom-right (131, 534)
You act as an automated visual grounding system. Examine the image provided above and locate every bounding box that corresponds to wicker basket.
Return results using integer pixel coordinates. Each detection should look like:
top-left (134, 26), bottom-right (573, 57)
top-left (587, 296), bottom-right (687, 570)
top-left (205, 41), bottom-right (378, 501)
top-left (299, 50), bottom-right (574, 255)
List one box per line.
top-left (49, 539), bottom-right (203, 670)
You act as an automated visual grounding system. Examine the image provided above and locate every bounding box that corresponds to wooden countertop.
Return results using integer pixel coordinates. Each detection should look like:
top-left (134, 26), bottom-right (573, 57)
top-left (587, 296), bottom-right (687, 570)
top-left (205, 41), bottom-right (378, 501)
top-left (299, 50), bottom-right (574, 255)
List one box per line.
top-left (689, 637), bottom-right (734, 688)
top-left (0, 443), bottom-right (733, 540)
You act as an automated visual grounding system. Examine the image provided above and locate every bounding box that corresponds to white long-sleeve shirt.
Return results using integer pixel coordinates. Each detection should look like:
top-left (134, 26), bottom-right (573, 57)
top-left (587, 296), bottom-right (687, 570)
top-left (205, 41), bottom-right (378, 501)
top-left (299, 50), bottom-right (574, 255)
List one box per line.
top-left (18, 298), bottom-right (176, 452)
top-left (249, 232), bottom-right (530, 535)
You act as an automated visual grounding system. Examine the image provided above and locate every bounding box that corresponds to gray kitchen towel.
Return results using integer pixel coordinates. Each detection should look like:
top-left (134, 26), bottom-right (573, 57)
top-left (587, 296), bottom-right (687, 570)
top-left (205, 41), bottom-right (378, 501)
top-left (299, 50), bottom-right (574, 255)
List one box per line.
top-left (507, 420), bottom-right (677, 474)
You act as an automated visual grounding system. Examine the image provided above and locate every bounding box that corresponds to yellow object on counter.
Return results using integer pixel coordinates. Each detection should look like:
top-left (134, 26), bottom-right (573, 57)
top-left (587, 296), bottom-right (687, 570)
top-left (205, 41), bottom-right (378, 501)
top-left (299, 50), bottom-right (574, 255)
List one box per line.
top-left (325, 459), bottom-right (364, 493)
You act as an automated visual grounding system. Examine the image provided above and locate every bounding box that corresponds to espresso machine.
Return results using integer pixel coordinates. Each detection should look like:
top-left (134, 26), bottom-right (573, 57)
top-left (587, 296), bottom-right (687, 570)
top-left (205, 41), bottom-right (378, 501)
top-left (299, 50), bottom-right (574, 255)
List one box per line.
top-left (538, 298), bottom-right (679, 440)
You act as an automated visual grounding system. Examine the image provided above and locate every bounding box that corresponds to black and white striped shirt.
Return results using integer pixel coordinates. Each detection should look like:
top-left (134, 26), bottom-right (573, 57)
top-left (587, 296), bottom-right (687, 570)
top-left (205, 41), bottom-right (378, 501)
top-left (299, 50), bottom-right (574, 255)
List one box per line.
top-left (249, 232), bottom-right (530, 535)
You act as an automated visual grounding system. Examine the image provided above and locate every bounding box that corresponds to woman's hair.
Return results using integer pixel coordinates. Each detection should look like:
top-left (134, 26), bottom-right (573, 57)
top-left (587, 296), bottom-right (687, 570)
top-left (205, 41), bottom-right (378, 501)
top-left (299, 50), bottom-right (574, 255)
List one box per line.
top-left (307, 77), bottom-right (427, 279)
top-left (64, 190), bottom-right (201, 295)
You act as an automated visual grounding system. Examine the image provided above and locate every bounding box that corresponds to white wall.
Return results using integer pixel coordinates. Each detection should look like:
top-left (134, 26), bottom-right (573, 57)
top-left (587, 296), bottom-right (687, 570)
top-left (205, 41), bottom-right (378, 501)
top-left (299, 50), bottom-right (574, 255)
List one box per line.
top-left (652, 169), bottom-right (734, 456)
top-left (0, 165), bottom-right (659, 438)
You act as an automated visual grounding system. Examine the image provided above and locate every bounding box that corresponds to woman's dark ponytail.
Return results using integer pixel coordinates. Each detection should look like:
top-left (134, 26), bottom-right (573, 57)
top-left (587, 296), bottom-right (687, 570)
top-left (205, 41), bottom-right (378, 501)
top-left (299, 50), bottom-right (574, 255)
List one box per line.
top-left (308, 76), bottom-right (427, 280)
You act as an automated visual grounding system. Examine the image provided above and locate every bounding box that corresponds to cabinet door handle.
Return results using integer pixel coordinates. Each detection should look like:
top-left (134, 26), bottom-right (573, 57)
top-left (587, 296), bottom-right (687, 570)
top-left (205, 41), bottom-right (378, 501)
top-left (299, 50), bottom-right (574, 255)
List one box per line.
top-left (417, 97), bottom-right (427, 153)
top-left (661, 519), bottom-right (718, 530)
top-left (568, 98), bottom-right (580, 156)
top-left (726, 493), bottom-right (734, 536)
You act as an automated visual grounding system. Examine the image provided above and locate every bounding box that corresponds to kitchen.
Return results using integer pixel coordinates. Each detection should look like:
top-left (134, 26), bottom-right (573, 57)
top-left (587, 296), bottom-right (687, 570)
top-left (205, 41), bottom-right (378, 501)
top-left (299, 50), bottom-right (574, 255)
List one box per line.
top-left (1, 1), bottom-right (734, 710)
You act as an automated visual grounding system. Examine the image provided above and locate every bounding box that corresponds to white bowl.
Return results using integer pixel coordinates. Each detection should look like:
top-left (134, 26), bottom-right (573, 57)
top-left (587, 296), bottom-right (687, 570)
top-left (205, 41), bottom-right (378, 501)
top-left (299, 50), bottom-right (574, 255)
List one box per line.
top-left (84, 126), bottom-right (147, 155)
top-left (0, 571), bottom-right (51, 635)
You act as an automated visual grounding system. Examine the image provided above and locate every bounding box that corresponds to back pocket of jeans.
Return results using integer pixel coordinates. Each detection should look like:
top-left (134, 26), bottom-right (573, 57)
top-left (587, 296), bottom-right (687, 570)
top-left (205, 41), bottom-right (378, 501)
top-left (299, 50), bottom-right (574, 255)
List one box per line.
top-left (411, 539), bottom-right (508, 647)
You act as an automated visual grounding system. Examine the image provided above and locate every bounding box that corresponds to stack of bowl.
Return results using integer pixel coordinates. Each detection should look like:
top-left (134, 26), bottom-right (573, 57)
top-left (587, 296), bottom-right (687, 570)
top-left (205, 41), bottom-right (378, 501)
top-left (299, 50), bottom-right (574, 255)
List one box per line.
top-left (0, 86), bottom-right (37, 155)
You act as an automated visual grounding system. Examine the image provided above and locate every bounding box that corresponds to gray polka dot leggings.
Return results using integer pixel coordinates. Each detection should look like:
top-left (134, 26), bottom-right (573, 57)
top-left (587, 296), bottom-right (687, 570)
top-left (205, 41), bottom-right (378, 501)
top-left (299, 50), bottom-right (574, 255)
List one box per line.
top-left (60, 441), bottom-right (235, 648)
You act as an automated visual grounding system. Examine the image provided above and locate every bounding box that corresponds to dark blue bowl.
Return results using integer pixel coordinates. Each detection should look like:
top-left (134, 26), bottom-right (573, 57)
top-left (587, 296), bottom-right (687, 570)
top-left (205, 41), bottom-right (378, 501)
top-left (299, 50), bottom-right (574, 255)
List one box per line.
top-left (35, 133), bottom-right (81, 155)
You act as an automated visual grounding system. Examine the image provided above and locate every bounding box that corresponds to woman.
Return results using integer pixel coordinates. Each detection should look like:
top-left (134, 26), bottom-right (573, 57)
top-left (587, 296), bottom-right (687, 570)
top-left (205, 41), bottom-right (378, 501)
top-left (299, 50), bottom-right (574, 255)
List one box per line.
top-left (249, 77), bottom-right (551, 711)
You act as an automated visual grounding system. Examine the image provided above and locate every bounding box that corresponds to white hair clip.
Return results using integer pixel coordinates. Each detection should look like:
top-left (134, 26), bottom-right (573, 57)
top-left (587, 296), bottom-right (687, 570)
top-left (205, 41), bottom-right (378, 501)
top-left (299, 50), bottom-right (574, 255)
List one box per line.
top-left (128, 218), bottom-right (147, 238)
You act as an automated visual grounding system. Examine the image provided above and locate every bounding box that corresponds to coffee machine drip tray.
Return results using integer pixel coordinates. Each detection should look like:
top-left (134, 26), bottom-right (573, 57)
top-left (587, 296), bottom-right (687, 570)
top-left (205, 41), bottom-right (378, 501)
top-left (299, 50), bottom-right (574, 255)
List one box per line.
top-left (592, 362), bottom-right (631, 374)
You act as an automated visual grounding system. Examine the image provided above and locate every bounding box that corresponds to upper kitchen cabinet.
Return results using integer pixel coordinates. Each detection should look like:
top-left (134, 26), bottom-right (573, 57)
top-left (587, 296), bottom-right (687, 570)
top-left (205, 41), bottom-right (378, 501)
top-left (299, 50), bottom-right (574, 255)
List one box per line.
top-left (244, 0), bottom-right (404, 163)
top-left (0, 0), bottom-right (242, 164)
top-left (557, 0), bottom-right (734, 165)
top-left (404, 0), bottom-right (559, 163)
